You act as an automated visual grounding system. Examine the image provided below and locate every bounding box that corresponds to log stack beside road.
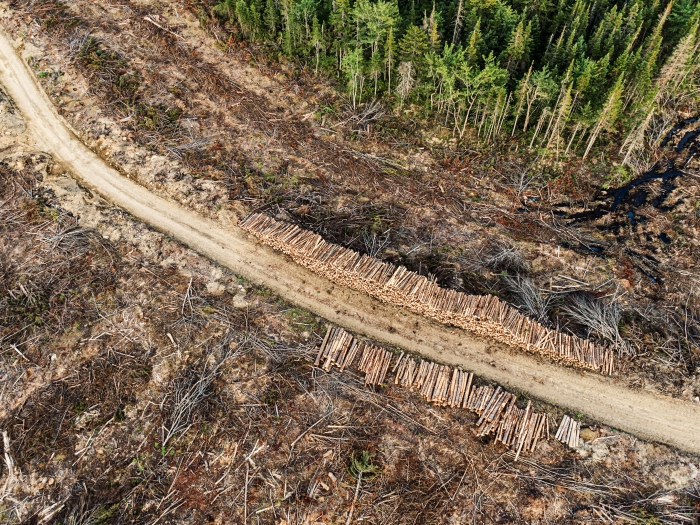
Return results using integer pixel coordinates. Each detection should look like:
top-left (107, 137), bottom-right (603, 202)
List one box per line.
top-left (315, 326), bottom-right (556, 456)
top-left (242, 213), bottom-right (614, 374)
top-left (555, 414), bottom-right (581, 449)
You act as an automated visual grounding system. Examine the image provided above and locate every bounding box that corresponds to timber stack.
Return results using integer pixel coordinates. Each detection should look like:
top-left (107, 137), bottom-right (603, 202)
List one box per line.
top-left (241, 213), bottom-right (614, 374)
top-left (315, 326), bottom-right (550, 456)
top-left (555, 414), bottom-right (581, 449)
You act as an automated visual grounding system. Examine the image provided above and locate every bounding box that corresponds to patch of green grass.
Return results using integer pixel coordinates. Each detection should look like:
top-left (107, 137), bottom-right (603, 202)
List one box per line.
top-left (262, 389), bottom-right (280, 406)
top-left (73, 400), bottom-right (88, 414)
top-left (602, 165), bottom-right (633, 190)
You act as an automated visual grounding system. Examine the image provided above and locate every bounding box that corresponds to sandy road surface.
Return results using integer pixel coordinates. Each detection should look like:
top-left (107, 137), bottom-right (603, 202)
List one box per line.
top-left (2, 29), bottom-right (700, 455)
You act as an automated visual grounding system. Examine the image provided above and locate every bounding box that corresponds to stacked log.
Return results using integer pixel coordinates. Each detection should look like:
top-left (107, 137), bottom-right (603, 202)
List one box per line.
top-left (314, 326), bottom-right (357, 371)
top-left (241, 213), bottom-right (614, 375)
top-left (316, 326), bottom-right (585, 456)
top-left (555, 415), bottom-right (581, 449)
top-left (357, 344), bottom-right (393, 386)
top-left (315, 326), bottom-right (392, 385)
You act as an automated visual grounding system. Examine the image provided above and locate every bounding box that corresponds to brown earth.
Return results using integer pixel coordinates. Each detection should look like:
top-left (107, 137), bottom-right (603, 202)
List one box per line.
top-left (3, 25), bottom-right (700, 460)
top-left (1, 114), bottom-right (699, 525)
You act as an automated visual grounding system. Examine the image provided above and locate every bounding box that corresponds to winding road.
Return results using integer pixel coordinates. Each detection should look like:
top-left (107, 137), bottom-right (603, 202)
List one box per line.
top-left (2, 28), bottom-right (700, 455)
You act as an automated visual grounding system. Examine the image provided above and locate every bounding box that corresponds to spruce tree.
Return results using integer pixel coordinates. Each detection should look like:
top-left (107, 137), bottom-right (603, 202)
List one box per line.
top-left (398, 25), bottom-right (430, 71)
top-left (330, 0), bottom-right (351, 71)
top-left (384, 26), bottom-right (396, 91)
top-left (464, 18), bottom-right (482, 65)
top-left (583, 72), bottom-right (624, 158)
top-left (311, 16), bottom-right (324, 73)
top-left (501, 18), bottom-right (532, 74)
top-left (264, 0), bottom-right (279, 38)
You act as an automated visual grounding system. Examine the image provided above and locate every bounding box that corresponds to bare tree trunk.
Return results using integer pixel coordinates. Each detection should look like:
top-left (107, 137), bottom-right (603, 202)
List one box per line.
top-left (529, 108), bottom-right (549, 148)
top-left (452, 0), bottom-right (463, 46)
top-left (522, 86), bottom-right (538, 133)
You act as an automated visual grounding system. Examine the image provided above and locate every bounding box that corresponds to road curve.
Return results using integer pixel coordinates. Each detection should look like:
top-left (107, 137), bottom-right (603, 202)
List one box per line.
top-left (2, 29), bottom-right (700, 455)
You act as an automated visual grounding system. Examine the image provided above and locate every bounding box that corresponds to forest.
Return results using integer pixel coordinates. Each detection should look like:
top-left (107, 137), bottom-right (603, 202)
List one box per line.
top-left (212, 0), bottom-right (700, 162)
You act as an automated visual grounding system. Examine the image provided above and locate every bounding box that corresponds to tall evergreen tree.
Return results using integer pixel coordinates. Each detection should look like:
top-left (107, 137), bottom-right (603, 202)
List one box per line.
top-left (464, 17), bottom-right (483, 65)
top-left (329, 0), bottom-right (351, 70)
top-left (265, 0), bottom-right (280, 38)
top-left (398, 25), bottom-right (430, 71)
top-left (583, 72), bottom-right (625, 158)
top-left (384, 26), bottom-right (396, 90)
top-left (501, 18), bottom-right (532, 73)
top-left (311, 16), bottom-right (324, 73)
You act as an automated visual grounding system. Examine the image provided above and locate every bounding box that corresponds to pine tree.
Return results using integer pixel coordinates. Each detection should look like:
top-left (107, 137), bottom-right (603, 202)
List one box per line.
top-left (329, 0), bottom-right (351, 71)
top-left (456, 52), bottom-right (508, 137)
top-left (311, 16), bottom-right (324, 74)
top-left (352, 0), bottom-right (399, 58)
top-left (544, 60), bottom-right (575, 150)
top-left (280, 0), bottom-right (296, 55)
top-left (264, 0), bottom-right (279, 38)
top-left (511, 62), bottom-right (532, 135)
top-left (292, 0), bottom-right (318, 41)
top-left (249, 0), bottom-right (264, 41)
top-left (522, 67), bottom-right (555, 134)
top-left (342, 47), bottom-right (365, 108)
top-left (572, 57), bottom-right (595, 107)
top-left (214, 0), bottom-right (237, 21)
top-left (384, 27), bottom-right (396, 91)
top-left (501, 18), bottom-right (532, 74)
top-left (667, 0), bottom-right (697, 47)
top-left (423, 2), bottom-right (440, 51)
top-left (600, 6), bottom-right (624, 57)
top-left (464, 18), bottom-right (482, 65)
top-left (620, 10), bottom-right (700, 166)
top-left (398, 25), bottom-right (430, 72)
top-left (583, 72), bottom-right (625, 158)
top-left (628, 0), bottom-right (673, 107)
top-left (236, 0), bottom-right (252, 38)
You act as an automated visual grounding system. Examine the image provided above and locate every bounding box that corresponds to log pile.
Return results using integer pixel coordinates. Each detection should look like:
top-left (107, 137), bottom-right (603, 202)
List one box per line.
top-left (314, 326), bottom-right (357, 371)
top-left (315, 326), bottom-right (551, 455)
top-left (357, 344), bottom-right (393, 386)
top-left (555, 414), bottom-right (581, 449)
top-left (241, 213), bottom-right (614, 374)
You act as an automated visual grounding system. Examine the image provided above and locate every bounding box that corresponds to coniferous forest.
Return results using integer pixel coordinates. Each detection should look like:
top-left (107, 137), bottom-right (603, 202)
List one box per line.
top-left (212, 0), bottom-right (700, 162)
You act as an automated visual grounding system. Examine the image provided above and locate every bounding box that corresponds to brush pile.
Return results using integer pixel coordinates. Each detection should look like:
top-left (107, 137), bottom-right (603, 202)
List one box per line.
top-left (315, 326), bottom-right (557, 456)
top-left (241, 213), bottom-right (614, 374)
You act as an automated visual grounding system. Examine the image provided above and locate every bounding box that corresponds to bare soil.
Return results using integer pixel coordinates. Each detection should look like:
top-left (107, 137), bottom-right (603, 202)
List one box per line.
top-left (1, 0), bottom-right (700, 523)
top-left (1, 106), bottom-right (700, 525)
top-left (3, 24), bottom-right (700, 457)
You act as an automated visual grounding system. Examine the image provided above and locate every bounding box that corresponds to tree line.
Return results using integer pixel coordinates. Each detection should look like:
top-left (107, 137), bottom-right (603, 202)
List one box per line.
top-left (212, 0), bottom-right (700, 161)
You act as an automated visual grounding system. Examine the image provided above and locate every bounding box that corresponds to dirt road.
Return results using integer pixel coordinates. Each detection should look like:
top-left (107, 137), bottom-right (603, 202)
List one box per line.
top-left (2, 29), bottom-right (700, 455)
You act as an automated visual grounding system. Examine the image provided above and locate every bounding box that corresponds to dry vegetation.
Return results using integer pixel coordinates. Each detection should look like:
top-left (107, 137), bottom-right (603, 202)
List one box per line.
top-left (1, 0), bottom-right (699, 401)
top-left (0, 147), bottom-right (699, 524)
top-left (1, 0), bottom-right (700, 522)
